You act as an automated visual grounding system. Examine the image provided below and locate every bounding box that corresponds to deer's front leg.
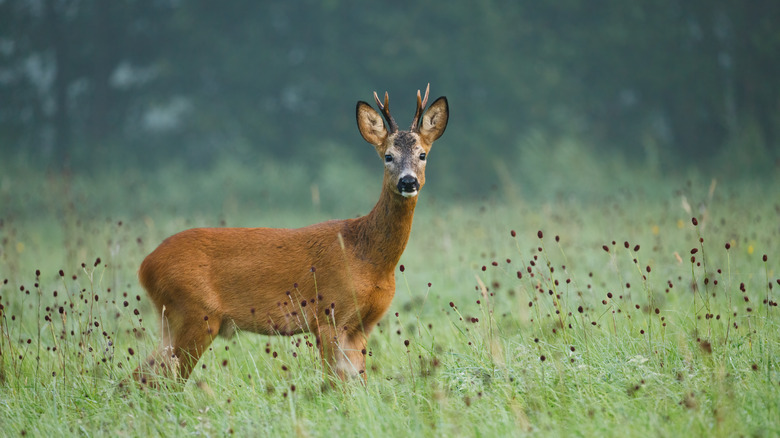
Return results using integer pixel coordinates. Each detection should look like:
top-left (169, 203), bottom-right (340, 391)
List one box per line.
top-left (316, 325), bottom-right (368, 381)
top-left (335, 331), bottom-right (368, 380)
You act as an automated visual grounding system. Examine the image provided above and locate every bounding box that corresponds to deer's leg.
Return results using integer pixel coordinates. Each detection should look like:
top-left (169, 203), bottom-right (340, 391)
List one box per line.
top-left (133, 304), bottom-right (178, 386)
top-left (133, 303), bottom-right (220, 386)
top-left (169, 311), bottom-right (221, 382)
top-left (316, 324), bottom-right (339, 378)
top-left (315, 322), bottom-right (369, 381)
top-left (336, 330), bottom-right (368, 380)
top-left (133, 332), bottom-right (168, 386)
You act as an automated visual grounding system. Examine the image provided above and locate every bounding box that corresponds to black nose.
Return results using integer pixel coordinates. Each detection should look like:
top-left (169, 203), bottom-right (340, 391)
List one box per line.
top-left (397, 175), bottom-right (420, 193)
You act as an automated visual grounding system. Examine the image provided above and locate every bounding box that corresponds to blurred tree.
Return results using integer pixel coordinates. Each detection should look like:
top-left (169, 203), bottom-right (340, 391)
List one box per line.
top-left (0, 0), bottom-right (777, 176)
top-left (0, 0), bottom-right (173, 167)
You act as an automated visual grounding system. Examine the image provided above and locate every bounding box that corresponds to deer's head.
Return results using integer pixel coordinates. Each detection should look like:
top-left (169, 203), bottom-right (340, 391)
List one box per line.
top-left (357, 84), bottom-right (449, 198)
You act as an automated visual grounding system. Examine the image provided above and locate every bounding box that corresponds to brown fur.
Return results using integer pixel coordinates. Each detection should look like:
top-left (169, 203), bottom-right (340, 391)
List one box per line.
top-left (133, 87), bottom-right (448, 384)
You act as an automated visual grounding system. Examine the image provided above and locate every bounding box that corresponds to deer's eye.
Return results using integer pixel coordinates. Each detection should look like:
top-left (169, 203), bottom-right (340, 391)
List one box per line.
top-left (384, 154), bottom-right (393, 163)
top-left (419, 153), bottom-right (426, 161)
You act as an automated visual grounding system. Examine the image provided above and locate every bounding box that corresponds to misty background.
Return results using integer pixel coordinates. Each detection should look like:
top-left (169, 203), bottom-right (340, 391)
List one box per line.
top-left (1, 1), bottom-right (778, 211)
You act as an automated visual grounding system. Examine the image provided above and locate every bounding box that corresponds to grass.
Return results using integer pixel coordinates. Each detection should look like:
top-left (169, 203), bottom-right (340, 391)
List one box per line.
top-left (0, 156), bottom-right (778, 437)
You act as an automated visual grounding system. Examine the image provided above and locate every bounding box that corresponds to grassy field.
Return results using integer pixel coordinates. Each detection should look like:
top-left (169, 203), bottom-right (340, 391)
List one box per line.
top-left (1, 157), bottom-right (778, 437)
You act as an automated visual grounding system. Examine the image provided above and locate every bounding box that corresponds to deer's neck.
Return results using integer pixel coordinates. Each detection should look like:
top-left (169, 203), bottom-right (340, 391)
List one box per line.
top-left (349, 187), bottom-right (417, 273)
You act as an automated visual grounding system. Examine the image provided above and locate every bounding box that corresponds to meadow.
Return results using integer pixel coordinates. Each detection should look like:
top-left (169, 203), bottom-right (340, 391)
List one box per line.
top-left (1, 151), bottom-right (778, 437)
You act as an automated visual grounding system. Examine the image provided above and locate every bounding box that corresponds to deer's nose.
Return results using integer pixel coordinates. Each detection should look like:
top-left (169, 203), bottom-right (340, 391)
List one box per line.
top-left (397, 175), bottom-right (420, 195)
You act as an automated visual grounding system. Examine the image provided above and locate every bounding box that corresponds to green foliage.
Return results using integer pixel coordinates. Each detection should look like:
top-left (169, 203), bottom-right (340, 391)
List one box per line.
top-left (1, 158), bottom-right (778, 436)
top-left (2, 1), bottom-right (779, 186)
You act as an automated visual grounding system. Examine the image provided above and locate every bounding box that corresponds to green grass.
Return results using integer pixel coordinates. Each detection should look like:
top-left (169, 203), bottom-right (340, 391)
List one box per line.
top-left (1, 157), bottom-right (778, 437)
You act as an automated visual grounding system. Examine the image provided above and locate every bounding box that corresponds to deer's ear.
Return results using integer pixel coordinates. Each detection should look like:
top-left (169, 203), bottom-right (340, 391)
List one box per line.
top-left (419, 97), bottom-right (449, 146)
top-left (356, 101), bottom-right (388, 148)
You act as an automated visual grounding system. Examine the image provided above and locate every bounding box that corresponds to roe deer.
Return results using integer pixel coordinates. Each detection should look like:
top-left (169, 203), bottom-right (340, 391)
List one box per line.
top-left (133, 84), bottom-right (448, 384)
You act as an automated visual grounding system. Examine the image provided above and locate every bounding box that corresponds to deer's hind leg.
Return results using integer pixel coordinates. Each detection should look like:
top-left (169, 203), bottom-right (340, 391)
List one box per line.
top-left (133, 301), bottom-right (221, 386)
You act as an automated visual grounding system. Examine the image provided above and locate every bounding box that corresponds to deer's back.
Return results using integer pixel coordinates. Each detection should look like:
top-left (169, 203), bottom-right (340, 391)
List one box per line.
top-left (138, 221), bottom-right (395, 334)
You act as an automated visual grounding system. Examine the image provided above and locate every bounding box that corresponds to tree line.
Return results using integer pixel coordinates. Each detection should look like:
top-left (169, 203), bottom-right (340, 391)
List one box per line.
top-left (1, 0), bottom-right (777, 175)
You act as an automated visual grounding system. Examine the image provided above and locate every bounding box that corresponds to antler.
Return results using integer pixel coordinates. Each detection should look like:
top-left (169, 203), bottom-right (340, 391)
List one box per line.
top-left (373, 90), bottom-right (399, 133)
top-left (410, 83), bottom-right (430, 132)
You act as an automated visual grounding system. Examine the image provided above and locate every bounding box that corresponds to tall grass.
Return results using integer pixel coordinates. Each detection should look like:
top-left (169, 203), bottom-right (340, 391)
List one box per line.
top-left (0, 156), bottom-right (778, 437)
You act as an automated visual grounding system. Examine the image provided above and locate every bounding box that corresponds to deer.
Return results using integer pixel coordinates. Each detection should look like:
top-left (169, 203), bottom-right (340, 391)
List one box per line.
top-left (132, 84), bottom-right (448, 385)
